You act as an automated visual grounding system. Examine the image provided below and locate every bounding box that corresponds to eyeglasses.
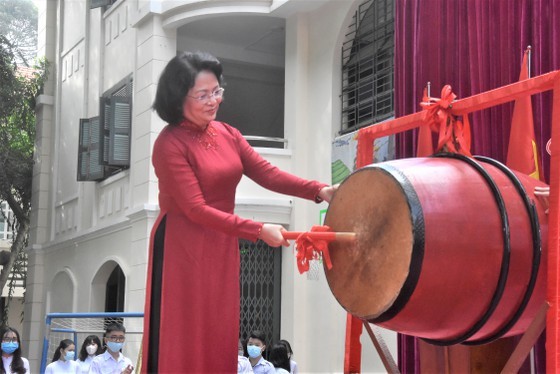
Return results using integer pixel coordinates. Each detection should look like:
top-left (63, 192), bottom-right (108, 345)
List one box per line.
top-left (2, 337), bottom-right (18, 343)
top-left (106, 335), bottom-right (126, 342)
top-left (187, 88), bottom-right (225, 103)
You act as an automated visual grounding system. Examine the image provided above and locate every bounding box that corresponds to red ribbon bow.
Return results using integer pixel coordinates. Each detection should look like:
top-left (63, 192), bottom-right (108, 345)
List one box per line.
top-left (294, 225), bottom-right (333, 274)
top-left (420, 85), bottom-right (472, 156)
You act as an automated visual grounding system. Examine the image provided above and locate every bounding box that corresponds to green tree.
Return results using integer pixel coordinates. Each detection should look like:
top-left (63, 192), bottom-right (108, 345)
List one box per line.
top-left (0, 34), bottom-right (47, 325)
top-left (0, 0), bottom-right (38, 65)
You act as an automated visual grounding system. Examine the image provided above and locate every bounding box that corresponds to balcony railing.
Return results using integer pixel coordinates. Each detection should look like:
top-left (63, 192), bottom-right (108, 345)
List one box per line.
top-left (244, 136), bottom-right (288, 149)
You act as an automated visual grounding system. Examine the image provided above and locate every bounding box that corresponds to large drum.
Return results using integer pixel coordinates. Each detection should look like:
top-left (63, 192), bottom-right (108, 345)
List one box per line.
top-left (324, 154), bottom-right (548, 345)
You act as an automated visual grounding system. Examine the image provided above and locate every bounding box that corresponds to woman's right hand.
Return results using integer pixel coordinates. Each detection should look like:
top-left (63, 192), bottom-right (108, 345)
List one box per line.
top-left (259, 224), bottom-right (290, 247)
top-left (534, 186), bottom-right (550, 213)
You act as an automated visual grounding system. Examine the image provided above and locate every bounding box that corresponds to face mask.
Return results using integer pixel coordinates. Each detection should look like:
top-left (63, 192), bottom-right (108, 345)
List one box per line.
top-left (106, 341), bottom-right (123, 353)
top-left (238, 350), bottom-right (244, 356)
top-left (247, 345), bottom-right (262, 359)
top-left (1, 342), bottom-right (18, 354)
top-left (65, 351), bottom-right (75, 361)
top-left (86, 344), bottom-right (97, 355)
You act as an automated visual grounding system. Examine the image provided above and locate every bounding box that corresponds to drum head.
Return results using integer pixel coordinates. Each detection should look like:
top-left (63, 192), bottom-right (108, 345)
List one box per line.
top-left (324, 166), bottom-right (414, 319)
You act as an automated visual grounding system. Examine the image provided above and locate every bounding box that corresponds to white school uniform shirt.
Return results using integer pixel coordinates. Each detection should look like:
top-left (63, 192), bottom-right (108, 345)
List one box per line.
top-left (45, 359), bottom-right (81, 374)
top-left (88, 350), bottom-right (134, 374)
top-left (1, 356), bottom-right (30, 374)
top-left (290, 359), bottom-right (298, 374)
top-left (238, 355), bottom-right (253, 373)
top-left (251, 357), bottom-right (275, 374)
top-left (78, 355), bottom-right (94, 374)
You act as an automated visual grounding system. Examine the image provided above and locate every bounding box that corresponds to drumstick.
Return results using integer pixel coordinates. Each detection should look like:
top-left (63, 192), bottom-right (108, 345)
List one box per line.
top-left (282, 231), bottom-right (356, 242)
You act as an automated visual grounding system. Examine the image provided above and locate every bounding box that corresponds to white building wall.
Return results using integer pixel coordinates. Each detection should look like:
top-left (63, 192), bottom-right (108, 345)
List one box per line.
top-left (25, 0), bottom-right (398, 372)
top-left (280, 4), bottom-right (397, 373)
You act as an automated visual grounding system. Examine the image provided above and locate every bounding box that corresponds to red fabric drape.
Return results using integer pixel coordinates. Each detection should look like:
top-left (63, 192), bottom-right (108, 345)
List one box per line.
top-left (394, 0), bottom-right (560, 372)
top-left (395, 0), bottom-right (559, 181)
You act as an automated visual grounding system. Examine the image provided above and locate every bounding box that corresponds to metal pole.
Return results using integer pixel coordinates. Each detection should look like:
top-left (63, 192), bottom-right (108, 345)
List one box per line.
top-left (527, 45), bottom-right (532, 79)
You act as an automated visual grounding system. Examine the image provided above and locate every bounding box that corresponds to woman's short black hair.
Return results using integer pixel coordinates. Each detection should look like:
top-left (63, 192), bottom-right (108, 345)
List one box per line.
top-left (268, 343), bottom-right (291, 371)
top-left (153, 51), bottom-right (223, 125)
top-left (0, 326), bottom-right (26, 374)
top-left (52, 338), bottom-right (74, 362)
top-left (78, 335), bottom-right (103, 361)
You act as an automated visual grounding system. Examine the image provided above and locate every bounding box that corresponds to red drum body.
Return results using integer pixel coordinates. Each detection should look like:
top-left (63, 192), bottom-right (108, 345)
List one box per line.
top-left (324, 154), bottom-right (548, 345)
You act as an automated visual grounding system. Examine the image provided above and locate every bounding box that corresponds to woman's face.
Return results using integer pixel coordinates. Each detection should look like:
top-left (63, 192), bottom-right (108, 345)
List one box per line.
top-left (182, 70), bottom-right (222, 129)
top-left (86, 342), bottom-right (98, 355)
top-left (2, 331), bottom-right (18, 349)
top-left (1, 331), bottom-right (18, 356)
top-left (62, 344), bottom-right (75, 361)
top-left (2, 331), bottom-right (17, 343)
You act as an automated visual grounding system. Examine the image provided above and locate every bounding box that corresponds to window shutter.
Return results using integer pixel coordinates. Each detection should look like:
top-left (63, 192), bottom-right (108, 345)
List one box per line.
top-left (100, 97), bottom-right (111, 164)
top-left (90, 0), bottom-right (112, 9)
top-left (108, 96), bottom-right (131, 166)
top-left (77, 117), bottom-right (104, 181)
top-left (89, 117), bottom-right (105, 180)
top-left (77, 119), bottom-right (90, 181)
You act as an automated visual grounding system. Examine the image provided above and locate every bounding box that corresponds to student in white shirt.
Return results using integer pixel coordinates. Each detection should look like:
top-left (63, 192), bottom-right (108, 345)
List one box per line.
top-left (247, 331), bottom-right (275, 374)
top-left (45, 339), bottom-right (80, 374)
top-left (238, 339), bottom-right (253, 373)
top-left (268, 343), bottom-right (291, 374)
top-left (0, 327), bottom-right (30, 374)
top-left (278, 339), bottom-right (298, 374)
top-left (77, 335), bottom-right (103, 374)
top-left (89, 322), bottom-right (134, 374)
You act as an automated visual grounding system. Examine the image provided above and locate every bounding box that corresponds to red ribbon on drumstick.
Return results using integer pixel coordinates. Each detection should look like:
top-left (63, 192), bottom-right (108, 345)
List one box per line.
top-left (282, 225), bottom-right (356, 274)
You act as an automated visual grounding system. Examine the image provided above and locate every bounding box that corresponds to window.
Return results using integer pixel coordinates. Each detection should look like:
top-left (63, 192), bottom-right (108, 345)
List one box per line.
top-left (105, 265), bottom-right (125, 313)
top-left (0, 202), bottom-right (14, 241)
top-left (90, 0), bottom-right (118, 10)
top-left (104, 265), bottom-right (125, 328)
top-left (341, 0), bottom-right (394, 133)
top-left (78, 76), bottom-right (132, 181)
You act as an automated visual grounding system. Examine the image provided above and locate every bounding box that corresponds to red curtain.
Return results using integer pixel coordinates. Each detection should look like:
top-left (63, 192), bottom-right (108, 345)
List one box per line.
top-left (395, 0), bottom-right (560, 181)
top-left (394, 0), bottom-right (560, 372)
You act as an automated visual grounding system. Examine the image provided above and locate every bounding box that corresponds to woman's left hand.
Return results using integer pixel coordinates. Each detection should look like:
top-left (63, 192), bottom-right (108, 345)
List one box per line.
top-left (318, 184), bottom-right (339, 203)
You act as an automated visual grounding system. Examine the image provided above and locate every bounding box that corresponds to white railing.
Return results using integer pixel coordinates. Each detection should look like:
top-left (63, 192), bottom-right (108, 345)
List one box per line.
top-left (243, 135), bottom-right (288, 149)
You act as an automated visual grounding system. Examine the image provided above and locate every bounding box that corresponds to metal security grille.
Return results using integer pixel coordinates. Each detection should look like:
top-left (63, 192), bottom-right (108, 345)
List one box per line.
top-left (341, 0), bottom-right (394, 133)
top-left (239, 239), bottom-right (282, 350)
top-left (112, 80), bottom-right (133, 98)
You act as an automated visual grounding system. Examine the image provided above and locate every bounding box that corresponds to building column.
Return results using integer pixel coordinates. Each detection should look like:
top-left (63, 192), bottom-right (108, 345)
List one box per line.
top-left (127, 9), bottom-right (176, 312)
top-left (23, 0), bottom-right (58, 370)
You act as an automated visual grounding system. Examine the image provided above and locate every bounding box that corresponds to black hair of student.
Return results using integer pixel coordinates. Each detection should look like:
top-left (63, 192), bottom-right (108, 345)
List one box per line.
top-left (105, 322), bottom-right (126, 335)
top-left (248, 330), bottom-right (267, 345)
top-left (52, 339), bottom-right (74, 362)
top-left (268, 343), bottom-right (291, 371)
top-left (78, 335), bottom-right (103, 361)
top-left (278, 339), bottom-right (293, 355)
top-left (0, 326), bottom-right (26, 374)
top-left (153, 51), bottom-right (224, 126)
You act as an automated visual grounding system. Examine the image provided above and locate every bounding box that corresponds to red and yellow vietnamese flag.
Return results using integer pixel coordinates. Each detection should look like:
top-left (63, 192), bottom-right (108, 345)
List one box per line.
top-left (506, 47), bottom-right (543, 180)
